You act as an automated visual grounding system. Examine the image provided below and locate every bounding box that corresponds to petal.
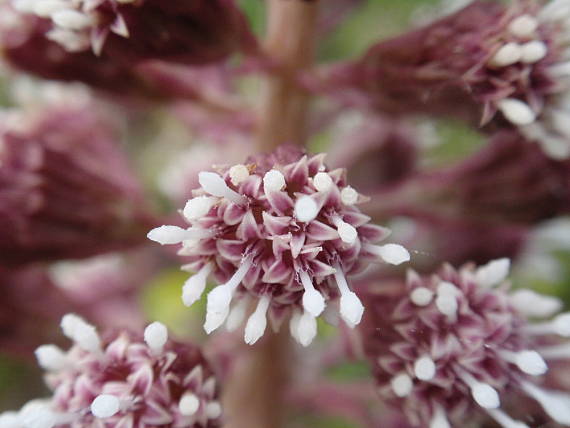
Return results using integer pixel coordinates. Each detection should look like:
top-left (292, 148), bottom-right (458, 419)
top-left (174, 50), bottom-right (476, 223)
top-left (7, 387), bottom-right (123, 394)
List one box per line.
top-left (286, 155), bottom-right (309, 185)
top-left (222, 203), bottom-right (246, 225)
top-left (262, 212), bottom-right (291, 236)
top-left (236, 210), bottom-right (261, 240)
top-left (216, 240), bottom-right (245, 263)
top-left (307, 221), bottom-right (338, 241)
top-left (262, 258), bottom-right (292, 284)
top-left (266, 191), bottom-right (294, 215)
top-left (290, 233), bottom-right (306, 259)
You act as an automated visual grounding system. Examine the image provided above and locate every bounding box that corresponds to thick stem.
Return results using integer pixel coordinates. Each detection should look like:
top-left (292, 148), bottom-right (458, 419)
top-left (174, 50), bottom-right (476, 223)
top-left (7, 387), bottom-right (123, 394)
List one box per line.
top-left (256, 0), bottom-right (319, 151)
top-left (222, 330), bottom-right (291, 428)
top-left (222, 3), bottom-right (318, 427)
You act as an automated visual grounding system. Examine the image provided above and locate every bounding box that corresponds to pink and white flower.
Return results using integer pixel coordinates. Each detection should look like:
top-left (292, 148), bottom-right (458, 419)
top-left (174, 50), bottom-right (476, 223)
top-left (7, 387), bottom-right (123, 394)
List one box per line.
top-left (361, 259), bottom-right (570, 428)
top-left (0, 315), bottom-right (221, 428)
top-left (148, 146), bottom-right (410, 346)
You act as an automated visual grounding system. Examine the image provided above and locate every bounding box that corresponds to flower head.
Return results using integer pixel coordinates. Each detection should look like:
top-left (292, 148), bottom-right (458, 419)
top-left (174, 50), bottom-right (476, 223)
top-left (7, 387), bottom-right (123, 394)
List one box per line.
top-left (10, 0), bottom-right (255, 64)
top-left (0, 315), bottom-right (221, 428)
top-left (0, 89), bottom-right (151, 265)
top-left (362, 259), bottom-right (570, 428)
top-left (148, 146), bottom-right (410, 346)
top-left (316, 0), bottom-right (570, 159)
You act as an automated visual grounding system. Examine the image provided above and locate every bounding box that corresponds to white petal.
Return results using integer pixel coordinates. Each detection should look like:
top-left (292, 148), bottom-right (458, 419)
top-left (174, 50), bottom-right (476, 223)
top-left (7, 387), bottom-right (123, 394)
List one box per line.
top-left (497, 99), bottom-right (536, 125)
top-left (144, 322), bottom-right (168, 352)
top-left (475, 258), bottom-right (510, 287)
top-left (91, 394), bottom-right (120, 418)
top-left (147, 225), bottom-right (189, 245)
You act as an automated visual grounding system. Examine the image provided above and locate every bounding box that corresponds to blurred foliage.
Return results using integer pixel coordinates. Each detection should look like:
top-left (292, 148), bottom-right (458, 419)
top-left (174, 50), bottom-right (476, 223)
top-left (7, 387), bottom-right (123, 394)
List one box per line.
top-left (141, 269), bottom-right (208, 342)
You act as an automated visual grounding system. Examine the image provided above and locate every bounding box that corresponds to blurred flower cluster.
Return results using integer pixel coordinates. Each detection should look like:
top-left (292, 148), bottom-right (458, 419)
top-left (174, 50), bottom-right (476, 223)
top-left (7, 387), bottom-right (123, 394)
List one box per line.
top-left (1, 0), bottom-right (570, 428)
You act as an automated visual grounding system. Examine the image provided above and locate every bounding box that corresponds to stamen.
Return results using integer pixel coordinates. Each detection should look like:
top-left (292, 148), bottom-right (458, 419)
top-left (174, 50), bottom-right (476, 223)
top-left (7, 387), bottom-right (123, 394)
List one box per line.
top-left (550, 61), bottom-right (570, 78)
top-left (410, 287), bottom-right (434, 306)
top-left (486, 408), bottom-right (530, 428)
top-left (497, 99), bottom-right (536, 126)
top-left (51, 9), bottom-right (93, 30)
top-left (198, 171), bottom-right (245, 205)
top-left (244, 296), bottom-right (271, 345)
top-left (332, 216), bottom-right (358, 244)
top-left (20, 401), bottom-right (57, 428)
top-left (414, 355), bottom-right (436, 381)
top-left (60, 314), bottom-right (101, 353)
top-left (296, 310), bottom-right (318, 347)
top-left (475, 258), bottom-right (510, 287)
top-left (520, 381), bottom-right (570, 425)
top-left (179, 393), bottom-right (200, 416)
top-left (294, 196), bottom-right (319, 223)
top-left (91, 395), bottom-right (120, 419)
top-left (525, 312), bottom-right (570, 337)
top-left (509, 289), bottom-right (562, 318)
top-left (205, 402), bottom-right (222, 419)
top-left (35, 345), bottom-right (67, 371)
top-left (458, 370), bottom-right (500, 409)
top-left (508, 15), bottom-right (538, 38)
top-left (435, 292), bottom-right (458, 322)
top-left (204, 258), bottom-right (252, 333)
top-left (391, 373), bottom-right (413, 397)
top-left (333, 264), bottom-right (364, 327)
top-left (299, 270), bottom-right (326, 317)
top-left (536, 343), bottom-right (570, 359)
top-left (520, 41), bottom-right (548, 64)
top-left (340, 186), bottom-right (359, 205)
top-left (147, 225), bottom-right (211, 245)
top-left (363, 243), bottom-right (410, 265)
top-left (0, 411), bottom-right (19, 427)
top-left (313, 172), bottom-right (333, 192)
top-left (488, 43), bottom-right (522, 67)
top-left (539, 0), bottom-right (570, 21)
top-left (499, 350), bottom-right (548, 375)
top-left (229, 164), bottom-right (249, 186)
top-left (182, 263), bottom-right (214, 307)
top-left (226, 298), bottom-right (249, 332)
top-left (33, 0), bottom-right (68, 17)
top-left (144, 322), bottom-right (168, 353)
top-left (430, 405), bottom-right (451, 428)
top-left (263, 169), bottom-right (286, 193)
top-left (183, 196), bottom-right (217, 221)
top-left (289, 309), bottom-right (302, 343)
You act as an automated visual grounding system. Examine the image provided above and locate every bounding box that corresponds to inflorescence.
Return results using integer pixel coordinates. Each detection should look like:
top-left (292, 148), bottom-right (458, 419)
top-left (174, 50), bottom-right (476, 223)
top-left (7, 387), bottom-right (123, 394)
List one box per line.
top-left (148, 147), bottom-right (410, 346)
top-left (363, 258), bottom-right (570, 428)
top-left (0, 315), bottom-right (221, 428)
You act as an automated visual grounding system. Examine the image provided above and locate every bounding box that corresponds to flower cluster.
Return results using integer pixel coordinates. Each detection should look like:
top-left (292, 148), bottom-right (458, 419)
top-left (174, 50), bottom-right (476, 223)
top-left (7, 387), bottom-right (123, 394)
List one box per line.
top-left (10, 0), bottom-right (255, 64)
top-left (317, 0), bottom-right (570, 159)
top-left (148, 146), bottom-right (410, 346)
top-left (0, 88), bottom-right (151, 265)
top-left (361, 259), bottom-right (570, 428)
top-left (0, 315), bottom-right (221, 428)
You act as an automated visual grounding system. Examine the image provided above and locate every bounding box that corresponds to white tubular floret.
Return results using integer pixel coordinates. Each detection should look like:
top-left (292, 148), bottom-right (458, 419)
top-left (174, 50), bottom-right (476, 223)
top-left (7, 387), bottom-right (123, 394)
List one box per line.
top-left (299, 270), bottom-right (326, 317)
top-left (333, 263), bottom-right (364, 327)
top-left (144, 322), bottom-right (168, 353)
top-left (244, 296), bottom-right (271, 345)
top-left (182, 263), bottom-right (214, 307)
top-left (198, 171), bottom-right (245, 205)
top-left (364, 243), bottom-right (410, 265)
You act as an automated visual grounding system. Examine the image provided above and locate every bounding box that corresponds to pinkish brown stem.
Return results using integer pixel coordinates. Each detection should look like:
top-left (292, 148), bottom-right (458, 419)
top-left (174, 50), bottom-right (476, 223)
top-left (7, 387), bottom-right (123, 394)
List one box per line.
top-left (256, 0), bottom-right (319, 151)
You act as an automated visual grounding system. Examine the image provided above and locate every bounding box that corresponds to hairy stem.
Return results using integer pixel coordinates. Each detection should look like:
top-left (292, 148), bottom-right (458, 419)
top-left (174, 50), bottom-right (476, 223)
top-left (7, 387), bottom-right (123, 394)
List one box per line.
top-left (256, 0), bottom-right (319, 151)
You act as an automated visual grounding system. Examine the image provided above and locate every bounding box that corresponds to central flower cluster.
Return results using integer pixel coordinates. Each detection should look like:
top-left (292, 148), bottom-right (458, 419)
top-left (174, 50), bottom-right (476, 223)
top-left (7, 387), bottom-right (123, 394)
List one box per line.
top-left (149, 147), bottom-right (409, 346)
top-left (363, 259), bottom-right (570, 428)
